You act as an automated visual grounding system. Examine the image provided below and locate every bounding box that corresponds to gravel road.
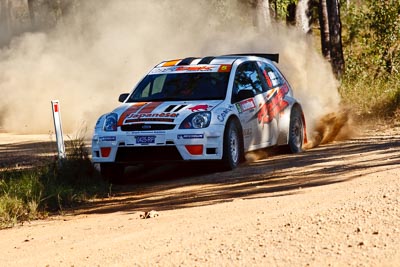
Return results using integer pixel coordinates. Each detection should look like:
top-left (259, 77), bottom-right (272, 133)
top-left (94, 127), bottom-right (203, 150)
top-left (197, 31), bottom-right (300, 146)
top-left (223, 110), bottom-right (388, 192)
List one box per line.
top-left (0, 126), bottom-right (399, 266)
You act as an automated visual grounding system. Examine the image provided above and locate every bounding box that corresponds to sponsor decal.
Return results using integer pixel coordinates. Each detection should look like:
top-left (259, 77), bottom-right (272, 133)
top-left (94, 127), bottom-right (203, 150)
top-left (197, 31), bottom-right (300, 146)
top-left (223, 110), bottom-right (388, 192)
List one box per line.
top-left (126, 112), bottom-right (179, 119)
top-left (150, 67), bottom-right (175, 74)
top-left (217, 105), bottom-right (234, 122)
top-left (175, 66), bottom-right (213, 72)
top-left (235, 103), bottom-right (242, 113)
top-left (118, 102), bottom-right (147, 126)
top-left (262, 69), bottom-right (273, 88)
top-left (124, 112), bottom-right (179, 123)
top-left (177, 134), bottom-right (204, 139)
top-left (243, 128), bottom-right (252, 137)
top-left (150, 65), bottom-right (220, 74)
top-left (257, 83), bottom-right (289, 124)
top-left (218, 64), bottom-right (232, 72)
top-left (162, 59), bottom-right (181, 67)
top-left (128, 130), bottom-right (165, 135)
top-left (99, 136), bottom-right (116, 142)
top-left (188, 104), bottom-right (212, 112)
top-left (236, 99), bottom-right (256, 113)
top-left (119, 102), bottom-right (179, 124)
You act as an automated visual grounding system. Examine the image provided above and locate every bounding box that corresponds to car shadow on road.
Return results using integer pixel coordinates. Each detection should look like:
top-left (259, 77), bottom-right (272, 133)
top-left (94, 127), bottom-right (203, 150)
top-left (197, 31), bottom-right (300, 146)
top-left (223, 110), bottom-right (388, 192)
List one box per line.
top-left (0, 141), bottom-right (57, 169)
top-left (73, 134), bottom-right (400, 215)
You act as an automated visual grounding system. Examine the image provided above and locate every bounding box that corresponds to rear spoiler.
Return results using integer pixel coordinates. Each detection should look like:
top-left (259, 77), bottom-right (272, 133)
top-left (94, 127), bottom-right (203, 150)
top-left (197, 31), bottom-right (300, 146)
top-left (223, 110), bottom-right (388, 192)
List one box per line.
top-left (224, 53), bottom-right (279, 63)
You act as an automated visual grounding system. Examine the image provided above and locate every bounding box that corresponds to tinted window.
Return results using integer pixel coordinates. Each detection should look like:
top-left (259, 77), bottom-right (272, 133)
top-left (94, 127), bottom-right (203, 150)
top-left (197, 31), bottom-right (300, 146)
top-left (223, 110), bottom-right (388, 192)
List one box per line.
top-left (126, 72), bottom-right (229, 102)
top-left (233, 62), bottom-right (264, 95)
top-left (231, 62), bottom-right (265, 103)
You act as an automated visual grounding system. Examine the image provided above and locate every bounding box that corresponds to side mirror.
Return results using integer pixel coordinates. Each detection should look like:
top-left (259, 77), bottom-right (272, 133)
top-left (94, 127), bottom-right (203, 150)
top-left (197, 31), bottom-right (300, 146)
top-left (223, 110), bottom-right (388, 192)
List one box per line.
top-left (118, 93), bottom-right (129, 102)
top-left (233, 89), bottom-right (255, 102)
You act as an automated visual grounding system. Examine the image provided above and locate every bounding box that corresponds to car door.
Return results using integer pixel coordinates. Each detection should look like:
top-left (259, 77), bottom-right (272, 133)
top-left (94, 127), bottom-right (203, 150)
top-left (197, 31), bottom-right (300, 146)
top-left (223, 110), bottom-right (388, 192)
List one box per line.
top-left (231, 61), bottom-right (270, 151)
top-left (256, 61), bottom-right (288, 144)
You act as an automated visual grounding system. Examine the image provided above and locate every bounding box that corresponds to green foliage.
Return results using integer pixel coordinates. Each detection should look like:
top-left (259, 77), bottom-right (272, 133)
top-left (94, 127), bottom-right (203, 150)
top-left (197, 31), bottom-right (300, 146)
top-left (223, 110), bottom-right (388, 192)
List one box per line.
top-left (272, 0), bottom-right (298, 20)
top-left (0, 170), bottom-right (42, 228)
top-left (0, 195), bottom-right (25, 228)
top-left (0, 136), bottom-right (109, 228)
top-left (340, 0), bottom-right (400, 119)
top-left (342, 0), bottom-right (400, 78)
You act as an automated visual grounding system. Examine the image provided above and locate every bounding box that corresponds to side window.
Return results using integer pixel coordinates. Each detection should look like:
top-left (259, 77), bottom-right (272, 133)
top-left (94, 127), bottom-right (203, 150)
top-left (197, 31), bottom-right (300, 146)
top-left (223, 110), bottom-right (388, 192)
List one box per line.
top-left (257, 62), bottom-right (282, 89)
top-left (232, 62), bottom-right (264, 102)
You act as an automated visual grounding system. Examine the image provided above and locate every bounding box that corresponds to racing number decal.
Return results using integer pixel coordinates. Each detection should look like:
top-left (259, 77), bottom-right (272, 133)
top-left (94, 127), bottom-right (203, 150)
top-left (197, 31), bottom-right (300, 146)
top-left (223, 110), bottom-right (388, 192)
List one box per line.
top-left (257, 84), bottom-right (289, 124)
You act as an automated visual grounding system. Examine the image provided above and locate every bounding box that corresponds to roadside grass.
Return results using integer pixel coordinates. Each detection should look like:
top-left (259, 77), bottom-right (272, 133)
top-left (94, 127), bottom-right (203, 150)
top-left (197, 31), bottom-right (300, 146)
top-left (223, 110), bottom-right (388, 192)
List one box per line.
top-left (340, 74), bottom-right (400, 124)
top-left (0, 135), bottom-right (110, 229)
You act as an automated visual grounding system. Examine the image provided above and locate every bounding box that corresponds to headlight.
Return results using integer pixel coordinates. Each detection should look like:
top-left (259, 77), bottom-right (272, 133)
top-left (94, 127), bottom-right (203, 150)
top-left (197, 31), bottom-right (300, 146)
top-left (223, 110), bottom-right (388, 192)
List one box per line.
top-left (179, 112), bottom-right (211, 129)
top-left (103, 113), bottom-right (118, 131)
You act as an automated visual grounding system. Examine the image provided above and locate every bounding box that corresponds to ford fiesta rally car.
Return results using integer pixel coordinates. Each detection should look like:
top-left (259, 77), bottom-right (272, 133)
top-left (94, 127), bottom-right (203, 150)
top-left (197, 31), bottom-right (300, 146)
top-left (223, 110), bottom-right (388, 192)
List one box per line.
top-left (92, 54), bottom-right (307, 180)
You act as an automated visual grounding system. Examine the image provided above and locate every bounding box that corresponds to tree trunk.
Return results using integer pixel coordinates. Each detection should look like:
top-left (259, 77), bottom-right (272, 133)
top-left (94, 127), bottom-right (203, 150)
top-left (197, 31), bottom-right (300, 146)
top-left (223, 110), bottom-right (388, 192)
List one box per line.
top-left (255, 0), bottom-right (271, 31)
top-left (327, 0), bottom-right (345, 78)
top-left (318, 0), bottom-right (331, 60)
top-left (269, 0), bottom-right (277, 20)
top-left (286, 2), bottom-right (296, 26)
top-left (27, 0), bottom-right (35, 29)
top-left (0, 0), bottom-right (11, 46)
top-left (296, 0), bottom-right (312, 33)
top-left (60, 0), bottom-right (74, 18)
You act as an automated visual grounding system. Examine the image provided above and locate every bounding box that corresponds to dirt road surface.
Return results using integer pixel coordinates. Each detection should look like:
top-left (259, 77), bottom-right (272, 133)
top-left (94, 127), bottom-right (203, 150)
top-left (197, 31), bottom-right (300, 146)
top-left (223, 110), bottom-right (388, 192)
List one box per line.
top-left (0, 126), bottom-right (399, 266)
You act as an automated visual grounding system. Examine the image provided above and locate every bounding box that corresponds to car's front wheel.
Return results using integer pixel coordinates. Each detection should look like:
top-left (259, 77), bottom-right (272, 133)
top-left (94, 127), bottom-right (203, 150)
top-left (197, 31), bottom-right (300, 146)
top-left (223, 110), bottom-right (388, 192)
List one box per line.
top-left (100, 163), bottom-right (125, 183)
top-left (221, 120), bottom-right (243, 170)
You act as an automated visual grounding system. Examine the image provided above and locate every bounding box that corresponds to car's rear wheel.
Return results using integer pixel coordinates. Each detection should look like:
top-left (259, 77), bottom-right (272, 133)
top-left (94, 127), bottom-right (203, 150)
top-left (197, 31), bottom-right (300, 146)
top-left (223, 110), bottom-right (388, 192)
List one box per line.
top-left (221, 120), bottom-right (243, 170)
top-left (288, 106), bottom-right (304, 153)
top-left (100, 163), bottom-right (125, 183)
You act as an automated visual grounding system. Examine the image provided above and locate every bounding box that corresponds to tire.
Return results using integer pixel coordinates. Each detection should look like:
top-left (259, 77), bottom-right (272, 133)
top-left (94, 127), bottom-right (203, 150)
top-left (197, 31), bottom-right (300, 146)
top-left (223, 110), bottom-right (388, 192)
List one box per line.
top-left (100, 163), bottom-right (125, 183)
top-left (288, 106), bottom-right (304, 153)
top-left (221, 120), bottom-right (243, 170)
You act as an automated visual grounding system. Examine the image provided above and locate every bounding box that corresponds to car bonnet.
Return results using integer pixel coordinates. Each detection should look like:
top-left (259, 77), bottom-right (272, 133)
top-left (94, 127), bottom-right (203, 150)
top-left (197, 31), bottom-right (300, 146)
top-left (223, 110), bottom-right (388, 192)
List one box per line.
top-left (114, 100), bottom-right (223, 126)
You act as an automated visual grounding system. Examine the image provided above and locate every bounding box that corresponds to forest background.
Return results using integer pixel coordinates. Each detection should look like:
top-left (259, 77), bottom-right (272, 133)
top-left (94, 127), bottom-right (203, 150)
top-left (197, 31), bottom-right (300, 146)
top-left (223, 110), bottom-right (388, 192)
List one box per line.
top-left (0, 0), bottom-right (399, 123)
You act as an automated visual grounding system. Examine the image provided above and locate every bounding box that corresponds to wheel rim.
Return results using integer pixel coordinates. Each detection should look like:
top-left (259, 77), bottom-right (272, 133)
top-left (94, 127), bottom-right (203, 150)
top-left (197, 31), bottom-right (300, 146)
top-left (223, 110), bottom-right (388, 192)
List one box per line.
top-left (229, 128), bottom-right (239, 163)
top-left (291, 117), bottom-right (303, 148)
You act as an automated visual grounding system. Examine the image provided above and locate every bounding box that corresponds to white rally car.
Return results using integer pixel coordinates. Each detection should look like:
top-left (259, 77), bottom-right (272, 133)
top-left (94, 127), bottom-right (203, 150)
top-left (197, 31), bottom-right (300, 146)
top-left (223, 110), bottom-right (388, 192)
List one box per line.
top-left (92, 54), bottom-right (307, 180)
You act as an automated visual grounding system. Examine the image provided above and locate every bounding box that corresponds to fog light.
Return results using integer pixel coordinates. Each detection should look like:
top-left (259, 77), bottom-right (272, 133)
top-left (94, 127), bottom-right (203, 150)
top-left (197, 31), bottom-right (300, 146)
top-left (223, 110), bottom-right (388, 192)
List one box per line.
top-left (185, 145), bottom-right (203, 155)
top-left (101, 147), bottom-right (111, 157)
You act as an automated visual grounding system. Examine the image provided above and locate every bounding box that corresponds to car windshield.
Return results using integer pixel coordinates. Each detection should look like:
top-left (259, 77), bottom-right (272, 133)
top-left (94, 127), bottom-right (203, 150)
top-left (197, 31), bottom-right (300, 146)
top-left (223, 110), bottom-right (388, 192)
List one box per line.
top-left (126, 72), bottom-right (229, 102)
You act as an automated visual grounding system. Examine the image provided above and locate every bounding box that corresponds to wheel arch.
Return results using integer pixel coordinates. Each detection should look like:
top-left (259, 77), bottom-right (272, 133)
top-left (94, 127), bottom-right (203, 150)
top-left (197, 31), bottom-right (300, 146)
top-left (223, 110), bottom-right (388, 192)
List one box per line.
top-left (277, 102), bottom-right (307, 145)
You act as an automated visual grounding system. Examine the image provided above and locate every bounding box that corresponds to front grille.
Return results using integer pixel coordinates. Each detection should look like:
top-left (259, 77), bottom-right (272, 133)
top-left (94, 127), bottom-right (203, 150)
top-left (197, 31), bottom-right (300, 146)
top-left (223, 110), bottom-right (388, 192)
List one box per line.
top-left (115, 146), bottom-right (183, 162)
top-left (120, 124), bottom-right (175, 131)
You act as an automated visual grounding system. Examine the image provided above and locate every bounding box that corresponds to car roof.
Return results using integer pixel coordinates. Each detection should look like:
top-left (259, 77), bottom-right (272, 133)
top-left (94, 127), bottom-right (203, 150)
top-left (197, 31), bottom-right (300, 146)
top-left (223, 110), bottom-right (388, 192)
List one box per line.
top-left (155, 53), bottom-right (279, 68)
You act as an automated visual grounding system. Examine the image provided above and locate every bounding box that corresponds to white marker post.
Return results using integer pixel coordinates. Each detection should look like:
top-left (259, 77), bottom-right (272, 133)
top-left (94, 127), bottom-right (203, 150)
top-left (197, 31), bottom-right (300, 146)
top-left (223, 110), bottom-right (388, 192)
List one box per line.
top-left (51, 100), bottom-right (66, 159)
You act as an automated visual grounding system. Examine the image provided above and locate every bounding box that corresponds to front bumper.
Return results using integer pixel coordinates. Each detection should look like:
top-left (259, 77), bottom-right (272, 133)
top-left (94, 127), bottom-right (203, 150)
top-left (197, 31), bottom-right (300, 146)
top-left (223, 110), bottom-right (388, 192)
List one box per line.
top-left (91, 126), bottom-right (224, 164)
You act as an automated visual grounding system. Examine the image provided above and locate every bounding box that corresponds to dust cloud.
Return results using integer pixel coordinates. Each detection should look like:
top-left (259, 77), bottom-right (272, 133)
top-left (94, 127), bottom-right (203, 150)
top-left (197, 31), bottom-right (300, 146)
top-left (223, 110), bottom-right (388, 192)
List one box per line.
top-left (0, 0), bottom-right (346, 146)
